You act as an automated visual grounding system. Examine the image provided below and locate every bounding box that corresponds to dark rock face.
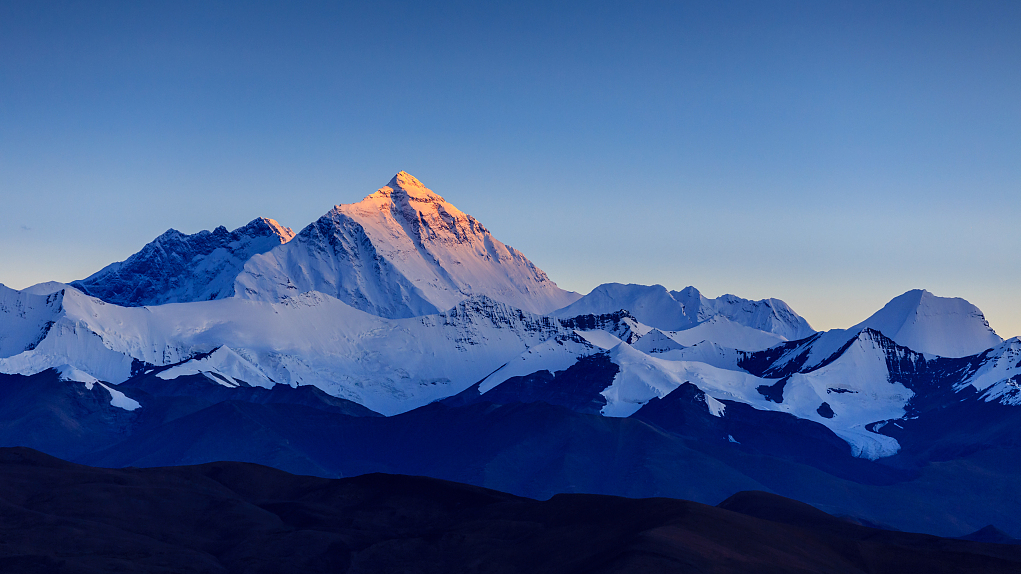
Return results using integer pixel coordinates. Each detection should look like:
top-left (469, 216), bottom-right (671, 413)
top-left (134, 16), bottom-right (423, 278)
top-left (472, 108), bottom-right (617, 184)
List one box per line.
top-left (632, 383), bottom-right (907, 485)
top-left (446, 352), bottom-right (618, 414)
top-left (756, 376), bottom-right (789, 403)
top-left (71, 218), bottom-right (293, 306)
top-left (5, 352), bottom-right (1021, 539)
top-left (0, 448), bottom-right (1019, 574)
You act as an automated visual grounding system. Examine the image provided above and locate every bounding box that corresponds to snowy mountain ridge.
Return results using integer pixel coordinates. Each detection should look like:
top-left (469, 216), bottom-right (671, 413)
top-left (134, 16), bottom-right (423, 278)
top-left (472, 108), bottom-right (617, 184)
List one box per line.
top-left (851, 289), bottom-right (1003, 358)
top-left (1, 171), bottom-right (1016, 464)
top-left (0, 284), bottom-right (580, 414)
top-left (72, 217), bottom-right (295, 307)
top-left (553, 282), bottom-right (815, 341)
top-left (234, 172), bottom-right (580, 317)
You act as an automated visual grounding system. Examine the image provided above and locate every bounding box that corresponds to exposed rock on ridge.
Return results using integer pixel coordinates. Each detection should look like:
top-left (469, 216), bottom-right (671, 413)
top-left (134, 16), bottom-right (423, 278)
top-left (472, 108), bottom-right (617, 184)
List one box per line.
top-left (72, 218), bottom-right (295, 307)
top-left (234, 172), bottom-right (580, 317)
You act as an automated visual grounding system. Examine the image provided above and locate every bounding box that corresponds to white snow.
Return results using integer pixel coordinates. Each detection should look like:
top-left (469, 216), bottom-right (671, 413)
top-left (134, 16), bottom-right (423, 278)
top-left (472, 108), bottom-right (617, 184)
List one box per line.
top-left (75, 218), bottom-right (296, 307)
top-left (0, 287), bottom-right (572, 415)
top-left (0, 284), bottom-right (64, 359)
top-left (3, 268), bottom-right (1010, 462)
top-left (55, 364), bottom-right (140, 411)
top-left (598, 342), bottom-right (765, 417)
top-left (574, 329), bottom-right (624, 350)
top-left (705, 394), bottom-right (726, 417)
top-left (234, 172), bottom-right (580, 318)
top-left (554, 283), bottom-right (815, 340)
top-left (553, 330), bottom-right (909, 458)
top-left (696, 291), bottom-right (816, 340)
top-left (959, 337), bottom-right (1021, 405)
top-left (662, 315), bottom-right (787, 352)
top-left (650, 341), bottom-right (747, 371)
top-left (21, 282), bottom-right (76, 296)
top-left (156, 346), bottom-right (275, 388)
top-left (478, 336), bottom-right (596, 394)
top-left (852, 289), bottom-right (1002, 358)
top-left (554, 284), bottom-right (700, 330)
top-left (97, 382), bottom-right (141, 411)
top-left (56, 364), bottom-right (99, 387)
top-left (631, 329), bottom-right (686, 355)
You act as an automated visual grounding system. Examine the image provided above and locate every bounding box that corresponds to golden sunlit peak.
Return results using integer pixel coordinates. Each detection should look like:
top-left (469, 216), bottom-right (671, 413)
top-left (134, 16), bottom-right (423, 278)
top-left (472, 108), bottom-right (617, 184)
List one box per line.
top-left (387, 171), bottom-right (425, 190)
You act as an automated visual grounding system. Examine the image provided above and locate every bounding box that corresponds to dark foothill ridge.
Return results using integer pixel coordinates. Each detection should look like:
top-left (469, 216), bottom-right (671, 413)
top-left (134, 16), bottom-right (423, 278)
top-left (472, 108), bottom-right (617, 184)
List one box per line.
top-left (1, 447), bottom-right (1019, 574)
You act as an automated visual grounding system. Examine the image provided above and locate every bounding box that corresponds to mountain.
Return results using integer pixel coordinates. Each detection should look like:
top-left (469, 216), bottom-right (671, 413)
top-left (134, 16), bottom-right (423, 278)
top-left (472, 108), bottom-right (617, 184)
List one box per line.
top-left (0, 283), bottom-right (572, 415)
top-left (5, 449), bottom-right (1020, 574)
top-left (553, 284), bottom-right (701, 330)
top-left (470, 327), bottom-right (909, 458)
top-left (850, 289), bottom-right (1003, 357)
top-left (25, 383), bottom-right (1021, 537)
top-left (3, 176), bottom-right (1021, 545)
top-left (0, 284), bottom-right (62, 358)
top-left (72, 218), bottom-right (295, 306)
top-left (234, 171), bottom-right (580, 317)
top-left (554, 283), bottom-right (814, 340)
top-left (656, 315), bottom-right (787, 352)
top-left (690, 289), bottom-right (816, 341)
top-left (1, 294), bottom-right (1021, 536)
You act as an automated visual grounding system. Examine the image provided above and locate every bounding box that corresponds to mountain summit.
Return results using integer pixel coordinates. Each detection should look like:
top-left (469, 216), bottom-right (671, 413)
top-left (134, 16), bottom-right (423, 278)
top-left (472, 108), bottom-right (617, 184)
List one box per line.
top-left (72, 218), bottom-right (295, 307)
top-left (852, 289), bottom-right (1002, 357)
top-left (233, 172), bottom-right (580, 317)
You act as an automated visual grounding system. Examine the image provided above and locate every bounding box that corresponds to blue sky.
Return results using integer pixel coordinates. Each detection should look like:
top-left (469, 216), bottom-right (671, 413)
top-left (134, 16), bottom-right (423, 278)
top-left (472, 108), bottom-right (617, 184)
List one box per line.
top-left (2, 1), bottom-right (1019, 335)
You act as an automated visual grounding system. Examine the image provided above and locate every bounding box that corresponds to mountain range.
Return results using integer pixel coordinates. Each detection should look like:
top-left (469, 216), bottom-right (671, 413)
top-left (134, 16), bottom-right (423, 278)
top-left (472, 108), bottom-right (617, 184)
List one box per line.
top-left (1, 172), bottom-right (1018, 539)
top-left (2, 447), bottom-right (1018, 573)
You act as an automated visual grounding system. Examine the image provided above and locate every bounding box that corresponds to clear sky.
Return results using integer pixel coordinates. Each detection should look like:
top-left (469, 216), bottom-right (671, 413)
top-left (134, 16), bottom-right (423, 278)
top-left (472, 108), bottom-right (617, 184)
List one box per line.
top-left (2, 1), bottom-right (1019, 336)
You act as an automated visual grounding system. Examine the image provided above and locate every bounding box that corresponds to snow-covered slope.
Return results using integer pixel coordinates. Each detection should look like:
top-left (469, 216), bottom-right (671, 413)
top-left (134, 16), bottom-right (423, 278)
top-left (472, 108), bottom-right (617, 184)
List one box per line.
top-left (0, 286), bottom-right (572, 415)
top-left (235, 172), bottom-right (580, 318)
top-left (957, 337), bottom-right (1021, 405)
top-left (0, 284), bottom-right (64, 358)
top-left (662, 315), bottom-right (787, 352)
top-left (692, 290), bottom-right (816, 341)
top-left (0, 279), bottom-right (1013, 461)
top-left (72, 218), bottom-right (295, 306)
top-left (554, 283), bottom-right (814, 340)
top-left (553, 284), bottom-right (701, 330)
top-left (852, 289), bottom-right (1002, 358)
top-left (478, 328), bottom-right (909, 458)
top-left (743, 290), bottom-right (1006, 380)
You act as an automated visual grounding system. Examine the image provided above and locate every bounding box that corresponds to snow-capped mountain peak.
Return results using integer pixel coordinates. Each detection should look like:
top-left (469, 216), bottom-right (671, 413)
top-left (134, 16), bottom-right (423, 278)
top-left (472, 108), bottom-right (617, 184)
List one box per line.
top-left (852, 289), bottom-right (1002, 358)
top-left (71, 217), bottom-right (295, 307)
top-left (234, 172), bottom-right (580, 317)
top-left (385, 170), bottom-right (445, 200)
top-left (554, 283), bottom-right (814, 341)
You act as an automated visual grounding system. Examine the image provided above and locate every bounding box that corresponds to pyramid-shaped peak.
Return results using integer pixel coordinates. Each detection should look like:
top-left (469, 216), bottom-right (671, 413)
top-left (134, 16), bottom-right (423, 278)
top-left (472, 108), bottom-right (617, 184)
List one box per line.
top-left (359, 171), bottom-right (447, 205)
top-left (388, 170), bottom-right (425, 190)
top-left (852, 288), bottom-right (1002, 357)
top-left (240, 217), bottom-right (296, 242)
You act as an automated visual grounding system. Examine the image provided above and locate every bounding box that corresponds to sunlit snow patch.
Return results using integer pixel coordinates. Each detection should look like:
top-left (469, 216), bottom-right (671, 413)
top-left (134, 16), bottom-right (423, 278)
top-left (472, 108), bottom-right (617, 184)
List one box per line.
top-left (57, 364), bottom-right (140, 411)
top-left (705, 394), bottom-right (726, 417)
top-left (157, 346), bottom-right (273, 388)
top-left (97, 382), bottom-right (141, 411)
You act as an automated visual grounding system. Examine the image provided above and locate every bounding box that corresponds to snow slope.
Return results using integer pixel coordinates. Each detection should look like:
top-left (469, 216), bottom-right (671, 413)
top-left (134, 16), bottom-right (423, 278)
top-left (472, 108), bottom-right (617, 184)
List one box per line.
top-left (553, 284), bottom-right (701, 330)
top-left (0, 284), bottom-right (64, 359)
top-left (0, 286), bottom-right (572, 415)
top-left (695, 290), bottom-right (816, 341)
top-left (554, 283), bottom-right (814, 340)
top-left (662, 315), bottom-right (787, 352)
top-left (852, 289), bottom-right (1002, 358)
top-left (235, 171), bottom-right (580, 318)
top-left (958, 337), bottom-right (1021, 405)
top-left (72, 218), bottom-right (295, 306)
top-left (479, 326), bottom-right (915, 458)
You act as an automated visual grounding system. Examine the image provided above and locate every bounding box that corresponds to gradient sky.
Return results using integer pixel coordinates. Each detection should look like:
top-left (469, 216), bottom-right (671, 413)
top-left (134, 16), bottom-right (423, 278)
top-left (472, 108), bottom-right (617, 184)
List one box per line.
top-left (2, 1), bottom-right (1019, 336)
